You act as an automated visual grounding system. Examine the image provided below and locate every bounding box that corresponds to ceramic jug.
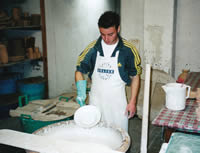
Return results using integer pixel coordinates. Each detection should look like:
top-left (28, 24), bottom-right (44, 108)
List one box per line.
top-left (162, 83), bottom-right (191, 111)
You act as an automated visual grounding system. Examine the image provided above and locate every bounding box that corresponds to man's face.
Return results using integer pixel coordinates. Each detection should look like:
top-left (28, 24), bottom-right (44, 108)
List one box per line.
top-left (99, 26), bottom-right (120, 45)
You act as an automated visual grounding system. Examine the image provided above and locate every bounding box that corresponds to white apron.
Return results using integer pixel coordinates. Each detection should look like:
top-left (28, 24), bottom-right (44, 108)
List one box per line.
top-left (89, 51), bottom-right (128, 131)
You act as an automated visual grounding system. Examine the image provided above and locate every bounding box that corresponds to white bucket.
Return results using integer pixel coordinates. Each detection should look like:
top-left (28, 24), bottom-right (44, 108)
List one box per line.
top-left (162, 83), bottom-right (191, 111)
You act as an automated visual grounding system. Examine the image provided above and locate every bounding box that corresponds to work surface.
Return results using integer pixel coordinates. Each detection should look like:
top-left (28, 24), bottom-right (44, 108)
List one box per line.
top-left (165, 132), bottom-right (200, 153)
top-left (152, 72), bottom-right (200, 133)
top-left (152, 99), bottom-right (200, 133)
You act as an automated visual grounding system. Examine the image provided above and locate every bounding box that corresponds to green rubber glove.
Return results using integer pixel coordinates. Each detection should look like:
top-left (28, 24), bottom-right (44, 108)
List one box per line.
top-left (76, 80), bottom-right (87, 106)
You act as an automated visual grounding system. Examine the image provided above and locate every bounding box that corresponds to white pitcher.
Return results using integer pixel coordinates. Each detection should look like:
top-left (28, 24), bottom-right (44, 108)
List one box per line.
top-left (162, 83), bottom-right (191, 111)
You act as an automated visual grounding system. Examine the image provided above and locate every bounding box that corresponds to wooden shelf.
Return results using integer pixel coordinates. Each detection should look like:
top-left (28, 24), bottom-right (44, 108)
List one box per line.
top-left (0, 0), bottom-right (48, 98)
top-left (0, 58), bottom-right (43, 68)
top-left (0, 25), bottom-right (41, 31)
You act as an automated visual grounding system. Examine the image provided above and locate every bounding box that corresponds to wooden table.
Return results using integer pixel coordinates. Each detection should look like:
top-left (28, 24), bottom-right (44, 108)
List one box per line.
top-left (152, 72), bottom-right (200, 142)
top-left (152, 99), bottom-right (200, 141)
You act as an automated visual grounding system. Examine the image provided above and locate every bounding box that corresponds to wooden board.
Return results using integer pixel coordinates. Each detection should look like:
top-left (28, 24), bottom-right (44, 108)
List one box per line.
top-left (9, 97), bottom-right (80, 121)
top-left (0, 129), bottom-right (122, 153)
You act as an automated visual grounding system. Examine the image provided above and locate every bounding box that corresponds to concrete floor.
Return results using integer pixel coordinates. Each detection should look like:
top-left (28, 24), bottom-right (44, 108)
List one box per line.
top-left (128, 115), bottom-right (163, 153)
top-left (0, 115), bottom-right (163, 153)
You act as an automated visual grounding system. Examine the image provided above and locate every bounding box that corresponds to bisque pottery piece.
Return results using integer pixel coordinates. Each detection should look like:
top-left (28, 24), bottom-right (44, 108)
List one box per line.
top-left (27, 48), bottom-right (34, 59)
top-left (34, 47), bottom-right (41, 59)
top-left (177, 69), bottom-right (189, 83)
top-left (0, 44), bottom-right (8, 64)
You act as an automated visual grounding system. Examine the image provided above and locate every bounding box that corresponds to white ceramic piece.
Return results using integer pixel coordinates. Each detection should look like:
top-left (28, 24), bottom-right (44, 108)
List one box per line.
top-left (74, 105), bottom-right (101, 128)
top-left (0, 129), bottom-right (123, 153)
top-left (162, 83), bottom-right (191, 111)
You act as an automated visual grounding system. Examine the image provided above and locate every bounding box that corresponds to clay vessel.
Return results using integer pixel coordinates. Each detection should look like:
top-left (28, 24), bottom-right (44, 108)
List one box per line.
top-left (33, 51), bottom-right (37, 59)
top-left (35, 47), bottom-right (41, 58)
top-left (177, 69), bottom-right (189, 83)
top-left (12, 7), bottom-right (21, 21)
top-left (0, 44), bottom-right (8, 64)
top-left (27, 48), bottom-right (34, 59)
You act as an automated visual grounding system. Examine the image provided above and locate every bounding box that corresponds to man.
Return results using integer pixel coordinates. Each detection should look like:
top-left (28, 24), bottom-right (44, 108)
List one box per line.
top-left (75, 11), bottom-right (141, 132)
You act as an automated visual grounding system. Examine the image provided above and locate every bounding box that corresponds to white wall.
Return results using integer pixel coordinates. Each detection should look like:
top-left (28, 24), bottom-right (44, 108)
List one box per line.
top-left (120, 0), bottom-right (144, 67)
top-left (121, 0), bottom-right (174, 74)
top-left (175, 0), bottom-right (200, 78)
top-left (121, 0), bottom-right (200, 80)
top-left (43, 0), bottom-right (200, 97)
top-left (45, 0), bottom-right (118, 97)
top-left (144, 0), bottom-right (174, 74)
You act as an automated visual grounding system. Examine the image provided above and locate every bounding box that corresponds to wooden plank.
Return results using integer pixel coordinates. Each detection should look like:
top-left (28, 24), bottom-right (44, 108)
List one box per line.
top-left (9, 99), bottom-right (80, 121)
top-left (140, 64), bottom-right (151, 153)
top-left (40, 0), bottom-right (49, 98)
top-left (0, 129), bottom-right (122, 153)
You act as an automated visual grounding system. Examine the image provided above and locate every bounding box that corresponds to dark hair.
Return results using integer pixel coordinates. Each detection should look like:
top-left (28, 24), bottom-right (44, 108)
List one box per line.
top-left (98, 11), bottom-right (120, 29)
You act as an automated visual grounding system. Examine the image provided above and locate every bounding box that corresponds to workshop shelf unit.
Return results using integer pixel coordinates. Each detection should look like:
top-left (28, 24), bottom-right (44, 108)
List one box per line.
top-left (0, 0), bottom-right (48, 118)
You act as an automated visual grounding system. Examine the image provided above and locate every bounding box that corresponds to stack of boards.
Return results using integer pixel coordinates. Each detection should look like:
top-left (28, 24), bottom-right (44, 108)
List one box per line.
top-left (10, 95), bottom-right (80, 121)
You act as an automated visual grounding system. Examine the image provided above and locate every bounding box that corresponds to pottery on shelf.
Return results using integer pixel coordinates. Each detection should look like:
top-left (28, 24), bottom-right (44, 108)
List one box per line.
top-left (0, 44), bottom-right (8, 64)
top-left (27, 48), bottom-right (34, 59)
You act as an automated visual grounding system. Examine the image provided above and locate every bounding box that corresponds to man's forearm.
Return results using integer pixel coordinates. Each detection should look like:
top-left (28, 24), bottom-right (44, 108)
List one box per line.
top-left (75, 71), bottom-right (84, 82)
top-left (129, 75), bottom-right (140, 104)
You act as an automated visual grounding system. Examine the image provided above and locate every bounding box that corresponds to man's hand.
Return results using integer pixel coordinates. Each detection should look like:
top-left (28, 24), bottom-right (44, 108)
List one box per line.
top-left (125, 100), bottom-right (136, 119)
top-left (125, 75), bottom-right (140, 119)
top-left (76, 80), bottom-right (87, 106)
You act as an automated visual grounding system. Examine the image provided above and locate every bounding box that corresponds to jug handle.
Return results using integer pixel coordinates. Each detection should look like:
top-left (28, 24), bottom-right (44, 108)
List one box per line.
top-left (186, 85), bottom-right (191, 99)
